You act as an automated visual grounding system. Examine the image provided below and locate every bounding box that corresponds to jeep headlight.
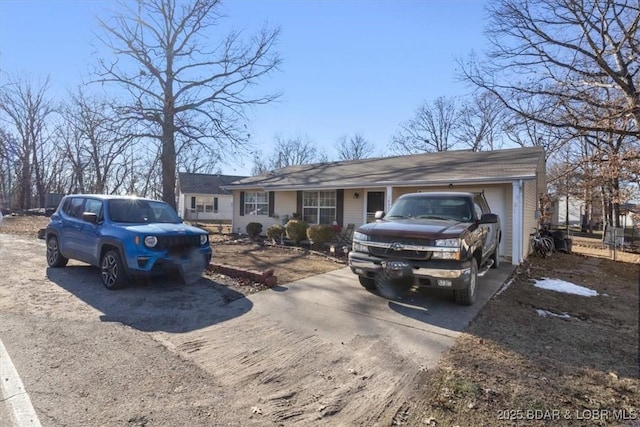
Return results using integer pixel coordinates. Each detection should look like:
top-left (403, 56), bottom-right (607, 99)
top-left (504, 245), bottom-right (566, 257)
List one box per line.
top-left (200, 234), bottom-right (209, 245)
top-left (144, 235), bottom-right (158, 248)
top-left (435, 238), bottom-right (460, 248)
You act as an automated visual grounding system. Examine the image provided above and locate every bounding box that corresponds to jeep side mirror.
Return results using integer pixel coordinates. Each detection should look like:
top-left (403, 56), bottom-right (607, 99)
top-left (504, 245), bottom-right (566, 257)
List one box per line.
top-left (82, 212), bottom-right (98, 224)
top-left (374, 211), bottom-right (385, 220)
top-left (479, 213), bottom-right (498, 224)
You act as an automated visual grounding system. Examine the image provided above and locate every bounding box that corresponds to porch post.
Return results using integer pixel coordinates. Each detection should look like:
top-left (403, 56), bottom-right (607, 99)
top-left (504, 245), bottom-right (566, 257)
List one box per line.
top-left (512, 180), bottom-right (523, 265)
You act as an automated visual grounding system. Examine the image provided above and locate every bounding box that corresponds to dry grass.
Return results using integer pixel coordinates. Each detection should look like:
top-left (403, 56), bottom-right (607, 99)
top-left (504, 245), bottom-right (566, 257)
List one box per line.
top-left (405, 253), bottom-right (640, 426)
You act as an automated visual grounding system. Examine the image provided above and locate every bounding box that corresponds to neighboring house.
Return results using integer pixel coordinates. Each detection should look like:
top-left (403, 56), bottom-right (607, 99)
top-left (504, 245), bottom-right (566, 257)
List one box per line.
top-left (620, 203), bottom-right (639, 228)
top-left (223, 147), bottom-right (546, 265)
top-left (177, 172), bottom-right (247, 221)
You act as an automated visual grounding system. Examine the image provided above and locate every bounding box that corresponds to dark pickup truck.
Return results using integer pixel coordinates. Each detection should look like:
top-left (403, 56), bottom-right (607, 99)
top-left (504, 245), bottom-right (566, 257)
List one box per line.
top-left (348, 191), bottom-right (501, 305)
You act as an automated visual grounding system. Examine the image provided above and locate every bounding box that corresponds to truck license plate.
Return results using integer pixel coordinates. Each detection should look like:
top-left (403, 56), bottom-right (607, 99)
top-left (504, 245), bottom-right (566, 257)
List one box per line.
top-left (383, 260), bottom-right (410, 276)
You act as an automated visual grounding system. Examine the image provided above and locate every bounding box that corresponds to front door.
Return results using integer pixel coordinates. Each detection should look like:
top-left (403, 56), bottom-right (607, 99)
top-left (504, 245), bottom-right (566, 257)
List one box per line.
top-left (366, 191), bottom-right (385, 223)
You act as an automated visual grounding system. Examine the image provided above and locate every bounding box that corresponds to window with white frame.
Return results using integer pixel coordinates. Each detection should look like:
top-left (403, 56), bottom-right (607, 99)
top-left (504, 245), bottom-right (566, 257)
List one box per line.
top-left (302, 191), bottom-right (336, 224)
top-left (244, 191), bottom-right (269, 216)
top-left (195, 196), bottom-right (216, 213)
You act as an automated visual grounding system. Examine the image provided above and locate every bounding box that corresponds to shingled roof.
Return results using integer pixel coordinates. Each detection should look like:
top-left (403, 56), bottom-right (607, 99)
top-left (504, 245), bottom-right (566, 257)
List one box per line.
top-left (178, 173), bottom-right (247, 195)
top-left (224, 147), bottom-right (545, 191)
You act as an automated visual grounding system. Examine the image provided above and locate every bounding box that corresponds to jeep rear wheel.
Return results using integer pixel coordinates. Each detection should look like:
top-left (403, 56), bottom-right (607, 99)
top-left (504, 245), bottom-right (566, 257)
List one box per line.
top-left (101, 250), bottom-right (128, 290)
top-left (454, 258), bottom-right (477, 306)
top-left (46, 236), bottom-right (68, 267)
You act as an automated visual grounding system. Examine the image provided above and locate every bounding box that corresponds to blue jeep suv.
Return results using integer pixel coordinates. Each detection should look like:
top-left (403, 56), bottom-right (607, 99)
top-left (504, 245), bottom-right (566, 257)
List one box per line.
top-left (45, 194), bottom-right (212, 289)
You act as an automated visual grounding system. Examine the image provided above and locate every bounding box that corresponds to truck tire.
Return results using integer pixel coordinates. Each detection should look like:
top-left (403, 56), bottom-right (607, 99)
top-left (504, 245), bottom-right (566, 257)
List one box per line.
top-left (454, 258), bottom-right (477, 306)
top-left (358, 276), bottom-right (376, 289)
top-left (490, 247), bottom-right (500, 269)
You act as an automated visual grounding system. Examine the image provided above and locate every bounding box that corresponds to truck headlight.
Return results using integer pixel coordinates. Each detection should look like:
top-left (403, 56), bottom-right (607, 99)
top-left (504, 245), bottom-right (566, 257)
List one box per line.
top-left (144, 235), bottom-right (158, 248)
top-left (200, 234), bottom-right (209, 245)
top-left (432, 251), bottom-right (460, 260)
top-left (435, 238), bottom-right (460, 247)
top-left (353, 231), bottom-right (369, 242)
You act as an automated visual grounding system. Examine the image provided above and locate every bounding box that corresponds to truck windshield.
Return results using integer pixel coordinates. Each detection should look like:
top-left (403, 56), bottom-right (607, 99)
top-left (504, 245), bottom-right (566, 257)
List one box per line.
top-left (386, 196), bottom-right (473, 222)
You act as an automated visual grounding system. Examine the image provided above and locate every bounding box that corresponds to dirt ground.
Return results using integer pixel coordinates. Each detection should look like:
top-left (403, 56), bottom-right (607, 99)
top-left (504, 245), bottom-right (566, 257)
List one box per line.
top-left (2, 215), bottom-right (639, 426)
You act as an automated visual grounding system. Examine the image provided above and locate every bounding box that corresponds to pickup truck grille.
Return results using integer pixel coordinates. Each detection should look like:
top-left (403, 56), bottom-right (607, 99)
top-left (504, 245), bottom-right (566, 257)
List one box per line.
top-left (369, 247), bottom-right (432, 260)
top-left (155, 235), bottom-right (202, 251)
top-left (371, 236), bottom-right (435, 246)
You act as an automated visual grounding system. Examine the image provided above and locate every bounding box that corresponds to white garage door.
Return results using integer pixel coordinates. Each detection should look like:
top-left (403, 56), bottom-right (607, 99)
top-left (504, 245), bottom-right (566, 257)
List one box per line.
top-left (483, 187), bottom-right (507, 256)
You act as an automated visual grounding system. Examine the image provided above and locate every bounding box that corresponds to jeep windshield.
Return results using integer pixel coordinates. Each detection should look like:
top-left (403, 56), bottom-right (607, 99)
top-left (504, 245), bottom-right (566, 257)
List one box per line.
top-left (108, 199), bottom-right (181, 224)
top-left (385, 196), bottom-right (473, 223)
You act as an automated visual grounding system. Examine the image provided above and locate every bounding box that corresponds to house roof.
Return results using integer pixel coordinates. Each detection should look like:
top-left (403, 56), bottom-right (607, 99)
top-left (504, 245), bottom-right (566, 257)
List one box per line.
top-left (225, 147), bottom-right (545, 191)
top-left (178, 172), bottom-right (247, 195)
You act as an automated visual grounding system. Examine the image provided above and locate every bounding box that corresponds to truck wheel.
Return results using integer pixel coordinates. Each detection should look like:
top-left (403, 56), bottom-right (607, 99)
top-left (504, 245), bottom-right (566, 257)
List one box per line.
top-left (358, 276), bottom-right (376, 289)
top-left (490, 247), bottom-right (500, 269)
top-left (101, 250), bottom-right (128, 290)
top-left (46, 236), bottom-right (68, 267)
top-left (454, 258), bottom-right (477, 306)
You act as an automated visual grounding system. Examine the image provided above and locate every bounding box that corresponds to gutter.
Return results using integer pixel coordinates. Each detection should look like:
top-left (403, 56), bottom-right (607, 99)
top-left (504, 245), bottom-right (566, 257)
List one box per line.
top-left (221, 175), bottom-right (538, 192)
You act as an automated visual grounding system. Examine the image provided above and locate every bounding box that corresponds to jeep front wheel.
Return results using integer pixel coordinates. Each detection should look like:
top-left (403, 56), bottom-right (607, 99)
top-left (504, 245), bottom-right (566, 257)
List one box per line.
top-left (454, 257), bottom-right (477, 306)
top-left (46, 236), bottom-right (68, 267)
top-left (101, 250), bottom-right (128, 290)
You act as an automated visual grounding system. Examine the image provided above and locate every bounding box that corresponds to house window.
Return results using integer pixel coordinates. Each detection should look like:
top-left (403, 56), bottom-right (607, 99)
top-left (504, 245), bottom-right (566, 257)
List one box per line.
top-left (244, 191), bottom-right (268, 216)
top-left (302, 191), bottom-right (336, 224)
top-left (196, 197), bottom-right (205, 213)
top-left (195, 196), bottom-right (215, 213)
top-left (213, 197), bottom-right (219, 213)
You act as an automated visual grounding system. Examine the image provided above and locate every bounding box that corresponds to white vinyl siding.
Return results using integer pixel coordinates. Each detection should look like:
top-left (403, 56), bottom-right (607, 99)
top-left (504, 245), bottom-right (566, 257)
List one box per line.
top-left (522, 180), bottom-right (538, 258)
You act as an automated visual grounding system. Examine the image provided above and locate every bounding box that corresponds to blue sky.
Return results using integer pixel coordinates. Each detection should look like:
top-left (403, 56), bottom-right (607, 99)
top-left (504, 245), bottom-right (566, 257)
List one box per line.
top-left (0, 0), bottom-right (488, 175)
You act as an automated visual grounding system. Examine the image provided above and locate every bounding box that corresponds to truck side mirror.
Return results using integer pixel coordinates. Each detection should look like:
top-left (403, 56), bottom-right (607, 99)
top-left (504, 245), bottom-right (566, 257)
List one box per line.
top-left (374, 211), bottom-right (385, 220)
top-left (479, 213), bottom-right (498, 224)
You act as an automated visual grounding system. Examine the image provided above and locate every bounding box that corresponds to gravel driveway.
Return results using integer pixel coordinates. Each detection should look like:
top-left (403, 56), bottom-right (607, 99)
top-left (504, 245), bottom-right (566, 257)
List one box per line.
top-left (0, 233), bottom-right (511, 426)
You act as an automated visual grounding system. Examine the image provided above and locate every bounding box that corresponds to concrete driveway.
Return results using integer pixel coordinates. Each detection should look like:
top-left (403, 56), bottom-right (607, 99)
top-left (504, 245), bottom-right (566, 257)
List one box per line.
top-left (153, 263), bottom-right (514, 424)
top-left (233, 264), bottom-right (514, 361)
top-left (162, 262), bottom-right (514, 373)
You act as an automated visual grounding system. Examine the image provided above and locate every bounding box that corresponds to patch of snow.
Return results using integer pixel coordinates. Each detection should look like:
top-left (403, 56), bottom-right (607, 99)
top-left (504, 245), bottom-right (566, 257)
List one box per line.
top-left (532, 278), bottom-right (599, 297)
top-left (536, 309), bottom-right (573, 319)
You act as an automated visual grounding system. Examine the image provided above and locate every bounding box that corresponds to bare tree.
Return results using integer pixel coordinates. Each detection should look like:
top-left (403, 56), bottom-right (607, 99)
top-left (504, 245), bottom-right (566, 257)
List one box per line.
top-left (94, 0), bottom-right (281, 208)
top-left (334, 133), bottom-right (376, 160)
top-left (455, 91), bottom-right (506, 151)
top-left (252, 134), bottom-right (326, 175)
top-left (462, 0), bottom-right (640, 140)
top-left (58, 89), bottom-right (134, 194)
top-left (390, 96), bottom-right (459, 154)
top-left (0, 128), bottom-right (17, 208)
top-left (0, 75), bottom-right (55, 209)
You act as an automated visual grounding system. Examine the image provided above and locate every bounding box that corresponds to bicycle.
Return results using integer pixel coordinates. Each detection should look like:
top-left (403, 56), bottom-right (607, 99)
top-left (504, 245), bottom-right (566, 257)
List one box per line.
top-left (530, 229), bottom-right (555, 258)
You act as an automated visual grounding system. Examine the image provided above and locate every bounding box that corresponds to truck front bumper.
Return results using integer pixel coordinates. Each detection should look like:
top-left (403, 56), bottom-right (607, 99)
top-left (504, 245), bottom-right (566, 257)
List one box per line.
top-left (348, 252), bottom-right (472, 290)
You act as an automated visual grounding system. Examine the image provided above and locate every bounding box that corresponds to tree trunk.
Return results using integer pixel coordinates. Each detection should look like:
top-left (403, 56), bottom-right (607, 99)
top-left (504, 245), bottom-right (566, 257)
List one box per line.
top-left (161, 121), bottom-right (176, 209)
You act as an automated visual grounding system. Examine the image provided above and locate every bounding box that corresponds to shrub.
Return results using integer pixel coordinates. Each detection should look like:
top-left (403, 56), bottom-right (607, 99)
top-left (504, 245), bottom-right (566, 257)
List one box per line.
top-left (266, 224), bottom-right (285, 243)
top-left (285, 219), bottom-right (308, 245)
top-left (245, 222), bottom-right (263, 240)
top-left (306, 224), bottom-right (336, 249)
